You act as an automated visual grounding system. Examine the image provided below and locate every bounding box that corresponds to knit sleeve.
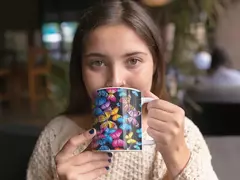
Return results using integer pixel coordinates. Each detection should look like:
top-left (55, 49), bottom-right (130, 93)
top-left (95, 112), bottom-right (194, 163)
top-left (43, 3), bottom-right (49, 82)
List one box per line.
top-left (27, 124), bottom-right (57, 180)
top-left (175, 118), bottom-right (218, 180)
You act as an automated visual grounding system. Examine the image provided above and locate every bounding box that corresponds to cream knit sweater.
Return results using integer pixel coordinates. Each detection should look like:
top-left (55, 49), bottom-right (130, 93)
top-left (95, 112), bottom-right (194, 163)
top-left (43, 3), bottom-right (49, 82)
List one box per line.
top-left (27, 116), bottom-right (218, 180)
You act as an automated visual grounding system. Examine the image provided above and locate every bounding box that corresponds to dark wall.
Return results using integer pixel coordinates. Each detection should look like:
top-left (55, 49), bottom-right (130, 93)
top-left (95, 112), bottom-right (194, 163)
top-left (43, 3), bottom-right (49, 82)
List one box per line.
top-left (0, 0), bottom-right (39, 30)
top-left (0, 0), bottom-right (39, 48)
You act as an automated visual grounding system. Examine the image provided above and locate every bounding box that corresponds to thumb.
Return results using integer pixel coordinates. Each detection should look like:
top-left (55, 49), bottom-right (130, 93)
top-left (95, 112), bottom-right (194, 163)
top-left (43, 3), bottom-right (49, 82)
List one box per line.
top-left (143, 90), bottom-right (159, 100)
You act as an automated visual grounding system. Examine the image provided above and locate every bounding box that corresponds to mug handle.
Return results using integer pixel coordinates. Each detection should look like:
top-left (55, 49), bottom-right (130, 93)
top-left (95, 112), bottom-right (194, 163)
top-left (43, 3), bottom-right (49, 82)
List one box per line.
top-left (141, 97), bottom-right (155, 146)
top-left (141, 97), bottom-right (155, 105)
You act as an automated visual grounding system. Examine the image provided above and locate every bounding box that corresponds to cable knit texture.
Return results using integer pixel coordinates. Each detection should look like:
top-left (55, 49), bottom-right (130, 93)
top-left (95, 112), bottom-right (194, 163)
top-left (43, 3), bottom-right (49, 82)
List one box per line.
top-left (27, 116), bottom-right (218, 180)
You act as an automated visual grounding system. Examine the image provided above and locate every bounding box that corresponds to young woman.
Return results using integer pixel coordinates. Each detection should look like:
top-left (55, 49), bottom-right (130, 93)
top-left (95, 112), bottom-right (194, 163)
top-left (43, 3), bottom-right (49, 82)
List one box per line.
top-left (27, 0), bottom-right (218, 179)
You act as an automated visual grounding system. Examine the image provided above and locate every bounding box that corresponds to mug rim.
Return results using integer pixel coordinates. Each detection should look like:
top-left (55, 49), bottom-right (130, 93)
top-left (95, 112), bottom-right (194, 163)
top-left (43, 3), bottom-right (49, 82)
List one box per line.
top-left (97, 87), bottom-right (140, 92)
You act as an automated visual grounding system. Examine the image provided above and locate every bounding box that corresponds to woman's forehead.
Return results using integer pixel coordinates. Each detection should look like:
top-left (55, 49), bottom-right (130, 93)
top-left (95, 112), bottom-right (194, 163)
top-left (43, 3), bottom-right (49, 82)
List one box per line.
top-left (83, 24), bottom-right (151, 56)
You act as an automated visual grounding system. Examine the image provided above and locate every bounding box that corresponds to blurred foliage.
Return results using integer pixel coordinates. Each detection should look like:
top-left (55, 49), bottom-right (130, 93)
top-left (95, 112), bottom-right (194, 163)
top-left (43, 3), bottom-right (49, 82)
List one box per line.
top-left (40, 61), bottom-right (69, 117)
top-left (147, 0), bottom-right (236, 74)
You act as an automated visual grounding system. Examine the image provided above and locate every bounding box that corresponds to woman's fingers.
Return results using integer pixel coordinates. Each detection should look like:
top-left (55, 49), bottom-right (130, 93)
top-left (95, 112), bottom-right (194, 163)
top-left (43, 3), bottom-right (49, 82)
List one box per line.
top-left (55, 129), bottom-right (96, 163)
top-left (68, 151), bottom-right (112, 166)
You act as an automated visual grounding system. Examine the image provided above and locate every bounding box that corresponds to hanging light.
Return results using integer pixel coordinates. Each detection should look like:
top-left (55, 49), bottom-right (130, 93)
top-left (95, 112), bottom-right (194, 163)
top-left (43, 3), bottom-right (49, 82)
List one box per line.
top-left (141, 0), bottom-right (173, 7)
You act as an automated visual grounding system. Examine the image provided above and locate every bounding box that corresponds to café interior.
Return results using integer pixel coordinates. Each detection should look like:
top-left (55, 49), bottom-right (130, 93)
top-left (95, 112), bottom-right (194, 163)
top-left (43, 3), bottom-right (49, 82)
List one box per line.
top-left (0, 0), bottom-right (240, 179)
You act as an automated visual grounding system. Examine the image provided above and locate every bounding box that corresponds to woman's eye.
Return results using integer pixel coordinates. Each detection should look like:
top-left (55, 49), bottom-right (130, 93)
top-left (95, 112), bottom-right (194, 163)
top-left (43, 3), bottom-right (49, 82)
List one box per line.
top-left (128, 58), bottom-right (140, 66)
top-left (91, 60), bottom-right (104, 67)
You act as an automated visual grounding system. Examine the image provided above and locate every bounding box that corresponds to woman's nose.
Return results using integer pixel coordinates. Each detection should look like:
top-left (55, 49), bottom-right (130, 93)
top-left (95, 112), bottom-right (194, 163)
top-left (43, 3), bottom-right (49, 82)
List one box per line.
top-left (105, 67), bottom-right (126, 87)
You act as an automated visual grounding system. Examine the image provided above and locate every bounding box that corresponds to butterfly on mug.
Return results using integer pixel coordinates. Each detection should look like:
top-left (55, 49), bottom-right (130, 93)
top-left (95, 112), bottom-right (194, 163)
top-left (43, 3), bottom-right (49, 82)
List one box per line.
top-left (117, 114), bottom-right (128, 124)
top-left (107, 88), bottom-right (118, 102)
top-left (125, 132), bottom-right (137, 144)
top-left (125, 108), bottom-right (141, 127)
top-left (131, 90), bottom-right (139, 97)
top-left (118, 89), bottom-right (127, 97)
top-left (136, 128), bottom-right (142, 138)
top-left (100, 100), bottom-right (111, 110)
top-left (111, 107), bottom-right (122, 121)
top-left (93, 107), bottom-right (104, 116)
top-left (95, 97), bottom-right (107, 106)
top-left (99, 145), bottom-right (111, 151)
top-left (98, 90), bottom-right (109, 97)
top-left (133, 142), bottom-right (142, 150)
top-left (108, 129), bottom-right (125, 148)
top-left (104, 128), bottom-right (117, 135)
top-left (120, 95), bottom-right (131, 105)
top-left (96, 111), bottom-right (117, 129)
top-left (91, 138), bottom-right (110, 150)
top-left (119, 123), bottom-right (132, 131)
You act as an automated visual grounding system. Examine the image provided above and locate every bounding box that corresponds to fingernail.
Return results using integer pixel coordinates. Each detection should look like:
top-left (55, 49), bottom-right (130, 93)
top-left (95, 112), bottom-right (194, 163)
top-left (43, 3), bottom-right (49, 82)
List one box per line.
top-left (107, 152), bottom-right (112, 157)
top-left (105, 166), bottom-right (110, 170)
top-left (108, 159), bottom-right (111, 163)
top-left (89, 129), bottom-right (94, 134)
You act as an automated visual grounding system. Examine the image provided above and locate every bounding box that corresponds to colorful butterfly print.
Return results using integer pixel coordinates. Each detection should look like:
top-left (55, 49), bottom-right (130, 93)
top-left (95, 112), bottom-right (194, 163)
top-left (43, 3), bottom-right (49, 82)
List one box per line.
top-left (133, 142), bottom-right (142, 150)
top-left (127, 117), bottom-right (139, 127)
top-left (95, 97), bottom-right (107, 106)
top-left (128, 109), bottom-right (141, 117)
top-left (95, 134), bottom-right (106, 141)
top-left (136, 128), bottom-right (142, 138)
top-left (99, 145), bottom-right (110, 151)
top-left (98, 90), bottom-right (108, 97)
top-left (97, 138), bottom-right (107, 146)
top-left (105, 136), bottom-right (113, 144)
top-left (104, 106), bottom-right (112, 114)
top-left (107, 88), bottom-right (117, 102)
top-left (117, 114), bottom-right (128, 123)
top-left (118, 90), bottom-right (127, 97)
top-left (125, 132), bottom-right (137, 144)
top-left (97, 112), bottom-right (111, 123)
top-left (131, 90), bottom-right (139, 96)
top-left (126, 109), bottom-right (141, 127)
top-left (104, 128), bottom-right (117, 135)
top-left (107, 94), bottom-right (116, 102)
top-left (110, 129), bottom-right (122, 139)
top-left (121, 99), bottom-right (135, 112)
top-left (112, 139), bottom-right (125, 148)
top-left (117, 117), bottom-right (124, 124)
top-left (101, 121), bottom-right (116, 129)
top-left (97, 112), bottom-right (117, 129)
top-left (100, 101), bottom-right (110, 110)
top-left (120, 95), bottom-right (131, 105)
top-left (119, 123), bottom-right (132, 131)
top-left (111, 107), bottom-right (122, 121)
top-left (93, 107), bottom-right (104, 116)
top-left (107, 88), bottom-right (118, 94)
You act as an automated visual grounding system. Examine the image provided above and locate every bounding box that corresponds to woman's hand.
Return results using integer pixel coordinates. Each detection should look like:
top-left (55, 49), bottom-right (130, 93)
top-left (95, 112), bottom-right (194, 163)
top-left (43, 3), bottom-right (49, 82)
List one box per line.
top-left (144, 91), bottom-right (190, 178)
top-left (55, 129), bottom-right (112, 180)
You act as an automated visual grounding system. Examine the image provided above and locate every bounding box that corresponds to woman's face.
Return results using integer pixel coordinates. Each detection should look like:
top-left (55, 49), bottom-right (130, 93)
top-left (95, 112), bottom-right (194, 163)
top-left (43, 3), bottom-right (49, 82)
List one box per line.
top-left (82, 24), bottom-right (154, 99)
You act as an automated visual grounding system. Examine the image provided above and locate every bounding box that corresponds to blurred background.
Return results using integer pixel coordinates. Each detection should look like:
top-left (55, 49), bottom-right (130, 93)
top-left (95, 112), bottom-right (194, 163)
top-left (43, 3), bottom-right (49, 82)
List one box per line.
top-left (0, 0), bottom-right (240, 179)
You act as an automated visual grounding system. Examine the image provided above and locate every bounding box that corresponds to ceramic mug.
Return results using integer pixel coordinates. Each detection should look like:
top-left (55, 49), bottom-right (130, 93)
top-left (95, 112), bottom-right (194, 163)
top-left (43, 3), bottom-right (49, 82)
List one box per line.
top-left (91, 87), bottom-right (155, 152)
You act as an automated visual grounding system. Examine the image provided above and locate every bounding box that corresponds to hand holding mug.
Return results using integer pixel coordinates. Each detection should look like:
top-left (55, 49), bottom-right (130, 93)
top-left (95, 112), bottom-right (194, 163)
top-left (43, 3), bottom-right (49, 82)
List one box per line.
top-left (145, 91), bottom-right (190, 178)
top-left (55, 129), bottom-right (112, 180)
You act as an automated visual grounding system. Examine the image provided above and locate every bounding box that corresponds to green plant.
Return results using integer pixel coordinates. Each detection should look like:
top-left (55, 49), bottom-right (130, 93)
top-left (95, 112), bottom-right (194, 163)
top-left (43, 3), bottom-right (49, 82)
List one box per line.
top-left (40, 61), bottom-right (70, 118)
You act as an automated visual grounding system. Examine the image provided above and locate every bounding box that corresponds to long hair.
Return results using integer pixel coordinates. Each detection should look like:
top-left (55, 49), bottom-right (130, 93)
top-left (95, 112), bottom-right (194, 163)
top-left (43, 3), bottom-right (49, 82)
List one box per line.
top-left (64, 0), bottom-right (168, 115)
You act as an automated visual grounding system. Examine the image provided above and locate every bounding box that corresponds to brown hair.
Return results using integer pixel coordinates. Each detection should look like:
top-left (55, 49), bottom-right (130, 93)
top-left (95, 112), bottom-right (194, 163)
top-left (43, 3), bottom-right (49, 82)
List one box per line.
top-left (64, 0), bottom-right (168, 115)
